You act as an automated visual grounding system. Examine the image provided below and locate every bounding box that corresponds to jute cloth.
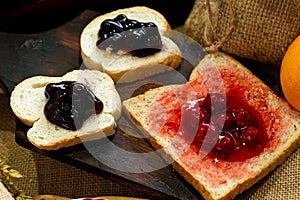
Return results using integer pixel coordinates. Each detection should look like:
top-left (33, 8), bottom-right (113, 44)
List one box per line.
top-left (0, 92), bottom-right (299, 199)
top-left (184, 0), bottom-right (300, 67)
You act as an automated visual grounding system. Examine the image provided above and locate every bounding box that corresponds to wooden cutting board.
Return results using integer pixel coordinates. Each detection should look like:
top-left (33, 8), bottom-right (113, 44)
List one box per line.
top-left (0, 9), bottom-right (282, 200)
top-left (0, 10), bottom-right (201, 200)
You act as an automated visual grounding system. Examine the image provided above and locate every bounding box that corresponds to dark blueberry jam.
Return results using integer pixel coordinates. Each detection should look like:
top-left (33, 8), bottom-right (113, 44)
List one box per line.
top-left (96, 14), bottom-right (162, 57)
top-left (44, 81), bottom-right (103, 131)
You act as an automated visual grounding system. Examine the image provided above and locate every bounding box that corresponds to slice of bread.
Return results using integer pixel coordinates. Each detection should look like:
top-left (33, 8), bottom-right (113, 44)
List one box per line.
top-left (80, 6), bottom-right (182, 83)
top-left (10, 70), bottom-right (122, 150)
top-left (123, 52), bottom-right (300, 200)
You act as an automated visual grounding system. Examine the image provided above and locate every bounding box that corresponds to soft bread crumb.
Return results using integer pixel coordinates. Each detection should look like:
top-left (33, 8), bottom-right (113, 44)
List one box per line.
top-left (10, 70), bottom-right (121, 150)
top-left (80, 6), bottom-right (181, 83)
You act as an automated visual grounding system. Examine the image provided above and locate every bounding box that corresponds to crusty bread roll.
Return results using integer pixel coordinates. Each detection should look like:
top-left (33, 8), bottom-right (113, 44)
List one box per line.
top-left (10, 70), bottom-right (121, 150)
top-left (80, 6), bottom-right (181, 83)
top-left (123, 52), bottom-right (300, 200)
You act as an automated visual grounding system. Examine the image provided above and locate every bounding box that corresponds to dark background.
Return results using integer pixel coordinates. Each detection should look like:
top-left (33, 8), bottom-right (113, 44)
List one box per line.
top-left (0, 0), bottom-right (195, 33)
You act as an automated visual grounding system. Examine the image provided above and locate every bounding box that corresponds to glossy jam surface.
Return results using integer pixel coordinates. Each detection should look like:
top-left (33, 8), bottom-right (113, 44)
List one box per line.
top-left (97, 14), bottom-right (162, 57)
top-left (148, 64), bottom-right (288, 186)
top-left (150, 89), bottom-right (267, 162)
top-left (44, 81), bottom-right (103, 131)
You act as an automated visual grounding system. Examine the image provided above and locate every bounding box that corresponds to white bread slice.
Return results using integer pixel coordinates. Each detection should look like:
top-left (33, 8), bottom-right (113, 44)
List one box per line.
top-left (10, 70), bottom-right (122, 150)
top-left (123, 52), bottom-right (300, 200)
top-left (80, 6), bottom-right (181, 83)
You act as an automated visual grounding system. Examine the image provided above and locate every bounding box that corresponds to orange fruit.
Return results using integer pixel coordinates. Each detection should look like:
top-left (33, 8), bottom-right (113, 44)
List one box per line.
top-left (280, 35), bottom-right (300, 111)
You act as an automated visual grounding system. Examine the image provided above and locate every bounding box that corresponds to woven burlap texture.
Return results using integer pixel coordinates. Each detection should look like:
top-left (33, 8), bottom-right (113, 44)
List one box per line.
top-left (0, 92), bottom-right (299, 199)
top-left (184, 0), bottom-right (300, 67)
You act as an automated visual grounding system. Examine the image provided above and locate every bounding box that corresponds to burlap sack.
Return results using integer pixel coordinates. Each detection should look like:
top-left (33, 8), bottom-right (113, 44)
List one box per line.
top-left (184, 0), bottom-right (300, 67)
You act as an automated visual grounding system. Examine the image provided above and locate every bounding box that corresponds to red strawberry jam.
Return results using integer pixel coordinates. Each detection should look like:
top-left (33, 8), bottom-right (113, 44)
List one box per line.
top-left (147, 63), bottom-right (292, 187)
top-left (150, 88), bottom-right (267, 162)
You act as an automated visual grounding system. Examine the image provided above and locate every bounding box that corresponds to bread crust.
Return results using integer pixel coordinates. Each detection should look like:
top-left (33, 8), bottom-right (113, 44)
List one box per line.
top-left (80, 6), bottom-right (181, 83)
top-left (123, 52), bottom-right (300, 200)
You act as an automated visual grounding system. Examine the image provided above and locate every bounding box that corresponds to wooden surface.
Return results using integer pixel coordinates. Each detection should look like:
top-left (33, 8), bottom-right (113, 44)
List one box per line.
top-left (0, 10), bottom-right (202, 200)
top-left (0, 9), bottom-right (282, 200)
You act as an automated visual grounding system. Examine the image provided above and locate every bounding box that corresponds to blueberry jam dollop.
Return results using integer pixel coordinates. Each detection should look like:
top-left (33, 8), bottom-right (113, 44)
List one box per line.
top-left (96, 14), bottom-right (162, 57)
top-left (44, 81), bottom-right (104, 131)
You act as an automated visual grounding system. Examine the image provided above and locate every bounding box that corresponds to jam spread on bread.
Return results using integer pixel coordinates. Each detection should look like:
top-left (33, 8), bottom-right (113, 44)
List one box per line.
top-left (148, 66), bottom-right (283, 164)
top-left (150, 89), bottom-right (267, 162)
top-left (44, 81), bottom-right (103, 131)
top-left (96, 14), bottom-right (162, 57)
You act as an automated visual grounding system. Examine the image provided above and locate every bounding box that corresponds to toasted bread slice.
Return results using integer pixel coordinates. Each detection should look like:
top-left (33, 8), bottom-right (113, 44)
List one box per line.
top-left (123, 52), bottom-right (300, 200)
top-left (10, 70), bottom-right (121, 150)
top-left (80, 6), bottom-right (181, 82)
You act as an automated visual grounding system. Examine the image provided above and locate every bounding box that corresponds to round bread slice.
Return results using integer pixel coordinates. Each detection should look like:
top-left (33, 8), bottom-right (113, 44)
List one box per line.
top-left (80, 6), bottom-right (181, 83)
top-left (10, 69), bottom-right (122, 150)
top-left (27, 112), bottom-right (116, 150)
top-left (10, 76), bottom-right (57, 126)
